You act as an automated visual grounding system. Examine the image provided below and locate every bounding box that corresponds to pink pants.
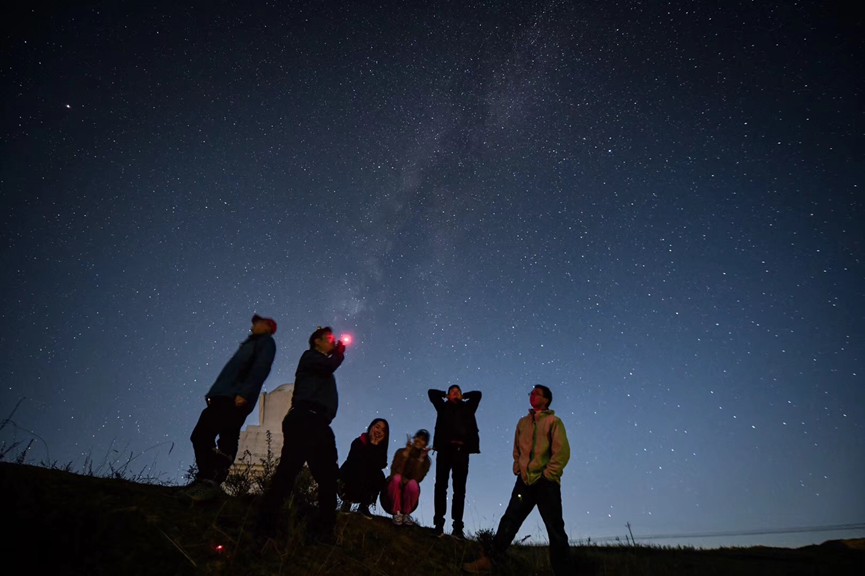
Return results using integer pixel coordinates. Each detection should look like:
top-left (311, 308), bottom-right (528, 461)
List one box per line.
top-left (382, 474), bottom-right (419, 514)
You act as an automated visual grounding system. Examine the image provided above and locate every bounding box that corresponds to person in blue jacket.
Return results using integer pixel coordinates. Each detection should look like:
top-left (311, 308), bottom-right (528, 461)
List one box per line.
top-left (183, 314), bottom-right (277, 501)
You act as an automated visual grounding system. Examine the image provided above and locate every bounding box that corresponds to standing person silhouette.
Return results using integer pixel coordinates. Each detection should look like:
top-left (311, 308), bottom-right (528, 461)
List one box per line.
top-left (183, 314), bottom-right (276, 502)
top-left (428, 385), bottom-right (482, 540)
top-left (256, 326), bottom-right (346, 542)
top-left (464, 385), bottom-right (572, 575)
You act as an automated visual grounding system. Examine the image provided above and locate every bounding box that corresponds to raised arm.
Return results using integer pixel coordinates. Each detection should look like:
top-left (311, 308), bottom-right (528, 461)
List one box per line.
top-left (415, 451), bottom-right (432, 483)
top-left (298, 348), bottom-right (344, 376)
top-left (462, 390), bottom-right (482, 412)
top-left (427, 389), bottom-right (446, 408)
top-left (390, 448), bottom-right (408, 478)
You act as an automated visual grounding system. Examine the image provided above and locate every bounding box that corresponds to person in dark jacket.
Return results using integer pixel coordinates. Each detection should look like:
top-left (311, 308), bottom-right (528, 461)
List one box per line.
top-left (339, 418), bottom-right (389, 518)
top-left (256, 326), bottom-right (346, 541)
top-left (183, 314), bottom-right (277, 501)
top-left (428, 385), bottom-right (482, 539)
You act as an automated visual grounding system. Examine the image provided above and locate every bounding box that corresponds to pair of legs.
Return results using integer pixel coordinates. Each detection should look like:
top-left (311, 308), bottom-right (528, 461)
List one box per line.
top-left (190, 396), bottom-right (252, 484)
top-left (257, 408), bottom-right (339, 536)
top-left (489, 476), bottom-right (572, 575)
top-left (340, 470), bottom-right (385, 507)
top-left (380, 474), bottom-right (420, 515)
top-left (433, 445), bottom-right (469, 531)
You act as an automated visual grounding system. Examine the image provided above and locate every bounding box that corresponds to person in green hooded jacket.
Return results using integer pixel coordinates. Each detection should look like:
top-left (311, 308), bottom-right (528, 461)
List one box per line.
top-left (464, 384), bottom-right (572, 575)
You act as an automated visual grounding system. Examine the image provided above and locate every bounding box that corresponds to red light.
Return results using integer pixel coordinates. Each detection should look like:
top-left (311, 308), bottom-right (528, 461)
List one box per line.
top-left (215, 544), bottom-right (224, 553)
top-left (340, 334), bottom-right (352, 345)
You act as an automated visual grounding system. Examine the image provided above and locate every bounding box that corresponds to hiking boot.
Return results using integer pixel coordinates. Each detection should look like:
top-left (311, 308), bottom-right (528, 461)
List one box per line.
top-left (177, 479), bottom-right (202, 497)
top-left (357, 505), bottom-right (373, 519)
top-left (392, 512), bottom-right (403, 525)
top-left (432, 524), bottom-right (444, 537)
top-left (185, 479), bottom-right (220, 501)
top-left (254, 519), bottom-right (276, 543)
top-left (180, 479), bottom-right (204, 499)
top-left (402, 514), bottom-right (414, 526)
top-left (312, 529), bottom-right (337, 546)
top-left (200, 480), bottom-right (223, 501)
top-left (451, 528), bottom-right (466, 542)
top-left (463, 554), bottom-right (493, 573)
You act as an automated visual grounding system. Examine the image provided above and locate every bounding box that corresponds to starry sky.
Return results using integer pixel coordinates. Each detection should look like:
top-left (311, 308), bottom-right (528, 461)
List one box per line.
top-left (2, 0), bottom-right (863, 549)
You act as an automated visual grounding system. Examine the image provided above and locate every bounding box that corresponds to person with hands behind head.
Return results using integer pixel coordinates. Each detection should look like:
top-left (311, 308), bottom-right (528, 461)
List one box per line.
top-left (428, 384), bottom-right (482, 540)
top-left (184, 314), bottom-right (277, 502)
top-left (380, 429), bottom-right (431, 526)
top-left (464, 385), bottom-right (573, 575)
top-left (257, 326), bottom-right (347, 542)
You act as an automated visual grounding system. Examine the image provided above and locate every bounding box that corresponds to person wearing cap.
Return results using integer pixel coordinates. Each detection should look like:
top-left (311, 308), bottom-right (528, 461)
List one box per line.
top-left (380, 429), bottom-right (432, 527)
top-left (463, 385), bottom-right (572, 575)
top-left (182, 314), bottom-right (277, 502)
top-left (256, 326), bottom-right (347, 542)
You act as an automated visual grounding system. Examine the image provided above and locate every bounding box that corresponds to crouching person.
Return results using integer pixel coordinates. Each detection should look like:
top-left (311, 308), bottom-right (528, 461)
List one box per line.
top-left (380, 429), bottom-right (431, 526)
top-left (339, 418), bottom-right (390, 518)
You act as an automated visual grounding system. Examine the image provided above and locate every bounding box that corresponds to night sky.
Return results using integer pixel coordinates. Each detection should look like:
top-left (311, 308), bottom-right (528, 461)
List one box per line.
top-left (2, 0), bottom-right (863, 548)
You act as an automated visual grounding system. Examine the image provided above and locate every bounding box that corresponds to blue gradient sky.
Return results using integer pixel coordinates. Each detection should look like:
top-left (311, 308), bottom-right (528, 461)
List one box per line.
top-left (1, 0), bottom-right (862, 548)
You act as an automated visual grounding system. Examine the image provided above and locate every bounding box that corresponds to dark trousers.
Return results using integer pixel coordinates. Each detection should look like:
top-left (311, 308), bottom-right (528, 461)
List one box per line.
top-left (258, 408), bottom-right (339, 535)
top-left (190, 396), bottom-right (251, 484)
top-left (491, 476), bottom-right (572, 576)
top-left (433, 445), bottom-right (470, 530)
top-left (340, 470), bottom-right (386, 506)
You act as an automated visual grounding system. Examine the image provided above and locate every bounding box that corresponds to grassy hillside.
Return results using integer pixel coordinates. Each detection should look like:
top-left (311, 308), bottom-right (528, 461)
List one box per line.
top-left (4, 462), bottom-right (863, 575)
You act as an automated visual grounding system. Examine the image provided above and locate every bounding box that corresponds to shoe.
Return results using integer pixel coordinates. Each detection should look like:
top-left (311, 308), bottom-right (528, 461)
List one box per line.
top-left (392, 512), bottom-right (403, 525)
top-left (177, 479), bottom-right (201, 497)
top-left (402, 514), bottom-right (414, 526)
top-left (432, 525), bottom-right (444, 537)
top-left (463, 555), bottom-right (493, 573)
top-left (184, 479), bottom-right (220, 501)
top-left (312, 530), bottom-right (337, 545)
top-left (451, 528), bottom-right (466, 542)
top-left (254, 517), bottom-right (277, 542)
top-left (357, 505), bottom-right (373, 519)
top-left (339, 500), bottom-right (352, 513)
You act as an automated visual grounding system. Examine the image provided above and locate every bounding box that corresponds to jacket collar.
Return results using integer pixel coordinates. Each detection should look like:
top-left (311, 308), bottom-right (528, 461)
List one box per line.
top-left (528, 408), bottom-right (555, 420)
top-left (245, 333), bottom-right (270, 342)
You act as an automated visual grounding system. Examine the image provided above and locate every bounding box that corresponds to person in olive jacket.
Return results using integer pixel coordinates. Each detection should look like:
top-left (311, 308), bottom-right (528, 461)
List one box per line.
top-left (464, 385), bottom-right (572, 575)
top-left (428, 385), bottom-right (482, 539)
top-left (183, 314), bottom-right (277, 502)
